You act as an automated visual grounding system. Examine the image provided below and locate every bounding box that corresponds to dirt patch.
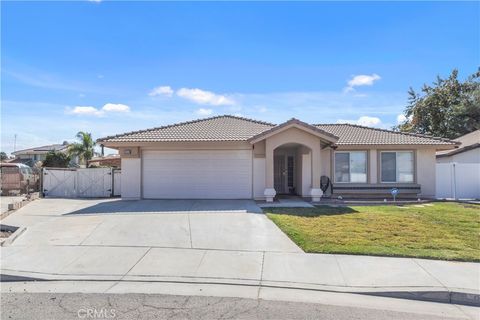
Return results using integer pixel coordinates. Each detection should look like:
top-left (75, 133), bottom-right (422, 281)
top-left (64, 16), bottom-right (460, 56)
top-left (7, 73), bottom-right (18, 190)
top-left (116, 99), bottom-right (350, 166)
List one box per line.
top-left (0, 231), bottom-right (13, 238)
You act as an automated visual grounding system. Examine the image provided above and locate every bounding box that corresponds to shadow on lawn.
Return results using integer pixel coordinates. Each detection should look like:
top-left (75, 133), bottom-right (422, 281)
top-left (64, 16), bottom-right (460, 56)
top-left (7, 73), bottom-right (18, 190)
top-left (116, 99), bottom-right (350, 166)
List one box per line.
top-left (265, 205), bottom-right (359, 217)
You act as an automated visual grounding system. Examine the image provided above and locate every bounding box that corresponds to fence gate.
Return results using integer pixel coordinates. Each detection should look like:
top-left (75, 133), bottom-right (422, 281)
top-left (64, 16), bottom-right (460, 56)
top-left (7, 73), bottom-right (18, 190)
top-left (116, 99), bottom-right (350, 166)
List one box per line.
top-left (43, 168), bottom-right (114, 198)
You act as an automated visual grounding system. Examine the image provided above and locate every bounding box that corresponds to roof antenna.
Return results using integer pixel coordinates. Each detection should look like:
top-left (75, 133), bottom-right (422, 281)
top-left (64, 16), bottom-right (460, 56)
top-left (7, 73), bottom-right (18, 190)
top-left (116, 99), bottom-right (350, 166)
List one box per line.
top-left (13, 134), bottom-right (17, 152)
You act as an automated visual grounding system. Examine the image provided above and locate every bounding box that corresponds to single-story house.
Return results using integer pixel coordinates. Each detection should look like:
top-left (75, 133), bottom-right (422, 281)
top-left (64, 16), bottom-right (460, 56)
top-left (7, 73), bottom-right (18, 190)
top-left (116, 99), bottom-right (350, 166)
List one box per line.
top-left (97, 115), bottom-right (459, 201)
top-left (435, 130), bottom-right (479, 200)
top-left (436, 130), bottom-right (479, 164)
top-left (11, 142), bottom-right (72, 167)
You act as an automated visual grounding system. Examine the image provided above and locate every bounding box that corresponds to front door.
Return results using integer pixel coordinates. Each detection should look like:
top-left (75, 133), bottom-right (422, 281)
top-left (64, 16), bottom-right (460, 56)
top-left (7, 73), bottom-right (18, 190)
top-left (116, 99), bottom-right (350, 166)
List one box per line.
top-left (274, 154), bottom-right (295, 194)
top-left (274, 155), bottom-right (286, 193)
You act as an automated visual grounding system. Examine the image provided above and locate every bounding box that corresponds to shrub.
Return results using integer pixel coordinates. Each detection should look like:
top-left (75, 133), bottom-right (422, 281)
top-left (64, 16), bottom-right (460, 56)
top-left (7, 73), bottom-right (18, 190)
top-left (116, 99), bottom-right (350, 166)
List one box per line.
top-left (42, 151), bottom-right (71, 168)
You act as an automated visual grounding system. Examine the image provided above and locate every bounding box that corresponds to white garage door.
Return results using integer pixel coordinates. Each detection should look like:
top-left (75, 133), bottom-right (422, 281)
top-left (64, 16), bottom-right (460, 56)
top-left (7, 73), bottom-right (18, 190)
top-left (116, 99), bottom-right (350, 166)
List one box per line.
top-left (142, 150), bottom-right (252, 199)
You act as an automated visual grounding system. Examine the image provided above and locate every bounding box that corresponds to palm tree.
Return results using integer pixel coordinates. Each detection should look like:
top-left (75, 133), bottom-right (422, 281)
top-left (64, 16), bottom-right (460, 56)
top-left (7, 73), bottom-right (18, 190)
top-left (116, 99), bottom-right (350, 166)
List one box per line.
top-left (69, 131), bottom-right (95, 166)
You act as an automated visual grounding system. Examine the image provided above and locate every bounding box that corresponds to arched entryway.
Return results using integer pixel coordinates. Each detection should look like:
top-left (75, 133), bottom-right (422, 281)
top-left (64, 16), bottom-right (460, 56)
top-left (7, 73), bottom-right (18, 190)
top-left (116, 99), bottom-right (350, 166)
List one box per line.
top-left (273, 143), bottom-right (312, 196)
top-left (248, 118), bottom-right (338, 202)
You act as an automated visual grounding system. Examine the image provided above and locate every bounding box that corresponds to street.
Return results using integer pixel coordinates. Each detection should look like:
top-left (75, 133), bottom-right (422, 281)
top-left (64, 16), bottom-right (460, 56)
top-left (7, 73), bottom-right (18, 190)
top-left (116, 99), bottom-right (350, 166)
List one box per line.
top-left (1, 292), bottom-right (474, 320)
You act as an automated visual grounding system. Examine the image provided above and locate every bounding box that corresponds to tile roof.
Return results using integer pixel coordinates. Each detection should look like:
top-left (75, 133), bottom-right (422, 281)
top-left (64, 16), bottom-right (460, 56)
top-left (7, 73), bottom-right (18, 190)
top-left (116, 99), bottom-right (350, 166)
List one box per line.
top-left (437, 130), bottom-right (480, 156)
top-left (248, 118), bottom-right (338, 143)
top-left (98, 115), bottom-right (275, 142)
top-left (98, 115), bottom-right (458, 146)
top-left (436, 143), bottom-right (479, 158)
top-left (316, 123), bottom-right (459, 145)
top-left (12, 143), bottom-right (70, 155)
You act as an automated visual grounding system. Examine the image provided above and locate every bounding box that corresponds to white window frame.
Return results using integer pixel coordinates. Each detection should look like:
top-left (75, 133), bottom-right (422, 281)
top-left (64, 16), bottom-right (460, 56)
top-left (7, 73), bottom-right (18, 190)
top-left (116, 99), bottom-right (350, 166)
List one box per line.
top-left (334, 151), bottom-right (368, 183)
top-left (380, 151), bottom-right (415, 183)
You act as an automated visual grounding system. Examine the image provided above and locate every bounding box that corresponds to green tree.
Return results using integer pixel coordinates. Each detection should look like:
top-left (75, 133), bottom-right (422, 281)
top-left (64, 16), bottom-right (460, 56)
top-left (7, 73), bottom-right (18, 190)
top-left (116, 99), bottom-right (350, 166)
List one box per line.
top-left (395, 69), bottom-right (480, 139)
top-left (0, 152), bottom-right (7, 161)
top-left (68, 131), bottom-right (96, 165)
top-left (42, 150), bottom-right (71, 168)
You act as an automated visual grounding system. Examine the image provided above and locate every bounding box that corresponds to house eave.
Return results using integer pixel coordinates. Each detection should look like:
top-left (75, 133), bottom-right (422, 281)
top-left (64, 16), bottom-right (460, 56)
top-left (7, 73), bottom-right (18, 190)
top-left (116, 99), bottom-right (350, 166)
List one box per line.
top-left (247, 119), bottom-right (339, 144)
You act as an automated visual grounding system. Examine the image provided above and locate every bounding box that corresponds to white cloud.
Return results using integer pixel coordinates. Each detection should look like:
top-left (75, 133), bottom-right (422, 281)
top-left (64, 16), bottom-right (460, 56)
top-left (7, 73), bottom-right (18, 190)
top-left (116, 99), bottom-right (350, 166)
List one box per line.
top-left (344, 74), bottom-right (381, 92)
top-left (397, 114), bottom-right (413, 124)
top-left (348, 74), bottom-right (381, 87)
top-left (177, 88), bottom-right (235, 106)
top-left (67, 103), bottom-right (130, 117)
top-left (102, 103), bottom-right (130, 113)
top-left (149, 86), bottom-right (174, 97)
top-left (337, 116), bottom-right (382, 127)
top-left (88, 0), bottom-right (102, 3)
top-left (68, 106), bottom-right (103, 116)
top-left (196, 108), bottom-right (213, 116)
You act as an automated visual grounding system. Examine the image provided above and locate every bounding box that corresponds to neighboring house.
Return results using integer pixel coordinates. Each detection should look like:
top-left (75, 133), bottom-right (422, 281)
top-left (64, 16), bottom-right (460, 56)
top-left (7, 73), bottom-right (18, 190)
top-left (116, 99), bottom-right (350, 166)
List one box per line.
top-left (87, 155), bottom-right (121, 168)
top-left (11, 142), bottom-right (71, 166)
top-left (436, 130), bottom-right (480, 164)
top-left (97, 115), bottom-right (458, 201)
top-left (435, 130), bottom-right (480, 200)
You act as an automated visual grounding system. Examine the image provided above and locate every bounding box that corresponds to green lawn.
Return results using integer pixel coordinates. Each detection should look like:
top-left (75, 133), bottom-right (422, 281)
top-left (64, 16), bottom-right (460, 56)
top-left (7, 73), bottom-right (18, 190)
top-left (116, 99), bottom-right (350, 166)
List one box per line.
top-left (266, 202), bottom-right (480, 261)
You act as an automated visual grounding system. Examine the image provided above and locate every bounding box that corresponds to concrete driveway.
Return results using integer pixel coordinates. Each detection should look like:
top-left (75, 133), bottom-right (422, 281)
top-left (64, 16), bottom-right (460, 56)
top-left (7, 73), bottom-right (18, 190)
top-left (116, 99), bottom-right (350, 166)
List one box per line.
top-left (2, 198), bottom-right (479, 307)
top-left (1, 198), bottom-right (301, 252)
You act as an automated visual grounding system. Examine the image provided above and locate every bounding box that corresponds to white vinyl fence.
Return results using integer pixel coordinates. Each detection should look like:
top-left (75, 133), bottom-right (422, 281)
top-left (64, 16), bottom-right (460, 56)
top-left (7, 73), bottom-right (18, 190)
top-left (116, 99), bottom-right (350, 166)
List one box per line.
top-left (436, 163), bottom-right (480, 200)
top-left (43, 168), bottom-right (121, 198)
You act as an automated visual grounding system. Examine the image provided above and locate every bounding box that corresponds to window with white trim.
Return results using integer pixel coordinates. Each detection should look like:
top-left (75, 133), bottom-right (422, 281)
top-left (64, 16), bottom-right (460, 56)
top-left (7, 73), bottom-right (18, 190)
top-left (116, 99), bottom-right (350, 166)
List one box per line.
top-left (334, 151), bottom-right (367, 183)
top-left (381, 151), bottom-right (414, 183)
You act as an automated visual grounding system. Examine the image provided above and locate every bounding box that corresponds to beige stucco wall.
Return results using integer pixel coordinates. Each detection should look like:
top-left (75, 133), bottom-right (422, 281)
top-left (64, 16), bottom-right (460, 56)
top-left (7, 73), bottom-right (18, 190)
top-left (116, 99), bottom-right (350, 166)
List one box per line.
top-left (265, 127), bottom-right (321, 190)
top-left (253, 140), bottom-right (266, 157)
top-left (253, 158), bottom-right (266, 199)
top-left (320, 147), bottom-right (331, 177)
top-left (300, 149), bottom-right (312, 196)
top-left (113, 136), bottom-right (442, 200)
top-left (416, 148), bottom-right (437, 198)
top-left (369, 150), bottom-right (378, 183)
top-left (119, 147), bottom-right (140, 158)
top-left (121, 158), bottom-right (141, 200)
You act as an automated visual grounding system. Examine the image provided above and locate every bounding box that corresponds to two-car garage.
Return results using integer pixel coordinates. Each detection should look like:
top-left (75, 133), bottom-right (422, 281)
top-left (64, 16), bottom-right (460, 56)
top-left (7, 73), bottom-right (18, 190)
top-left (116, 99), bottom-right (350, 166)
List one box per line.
top-left (141, 150), bottom-right (253, 199)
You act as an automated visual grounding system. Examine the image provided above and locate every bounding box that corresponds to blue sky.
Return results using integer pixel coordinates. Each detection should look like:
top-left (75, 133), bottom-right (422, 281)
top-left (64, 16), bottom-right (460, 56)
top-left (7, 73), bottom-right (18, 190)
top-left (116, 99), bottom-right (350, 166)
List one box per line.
top-left (1, 1), bottom-right (478, 155)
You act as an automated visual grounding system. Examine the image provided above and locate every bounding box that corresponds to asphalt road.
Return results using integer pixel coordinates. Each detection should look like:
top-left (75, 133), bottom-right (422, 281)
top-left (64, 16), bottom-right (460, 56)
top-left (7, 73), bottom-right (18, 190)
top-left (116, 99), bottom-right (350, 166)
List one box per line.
top-left (0, 293), bottom-right (468, 320)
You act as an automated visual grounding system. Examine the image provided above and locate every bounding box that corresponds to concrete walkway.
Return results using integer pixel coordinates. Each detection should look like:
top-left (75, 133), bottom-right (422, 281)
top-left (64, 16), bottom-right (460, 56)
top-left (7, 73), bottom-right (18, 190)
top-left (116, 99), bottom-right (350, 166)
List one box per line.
top-left (257, 197), bottom-right (314, 208)
top-left (1, 199), bottom-right (479, 306)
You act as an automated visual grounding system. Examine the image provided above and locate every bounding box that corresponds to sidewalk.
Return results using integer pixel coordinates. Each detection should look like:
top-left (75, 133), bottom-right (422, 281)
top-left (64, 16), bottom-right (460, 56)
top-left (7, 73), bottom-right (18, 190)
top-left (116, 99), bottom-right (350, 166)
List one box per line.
top-left (2, 245), bottom-right (479, 306)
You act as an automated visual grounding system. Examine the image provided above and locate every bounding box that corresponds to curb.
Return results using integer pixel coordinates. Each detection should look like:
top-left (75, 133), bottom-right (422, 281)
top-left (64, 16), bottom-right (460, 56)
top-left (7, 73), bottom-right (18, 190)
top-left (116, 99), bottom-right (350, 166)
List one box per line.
top-left (1, 272), bottom-right (478, 307)
top-left (1, 193), bottom-right (39, 220)
top-left (361, 290), bottom-right (480, 307)
top-left (0, 226), bottom-right (26, 247)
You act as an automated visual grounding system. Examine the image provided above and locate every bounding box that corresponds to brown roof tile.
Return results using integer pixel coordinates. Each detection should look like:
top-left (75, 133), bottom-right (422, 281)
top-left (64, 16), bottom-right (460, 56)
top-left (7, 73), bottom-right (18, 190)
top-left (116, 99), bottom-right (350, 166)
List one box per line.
top-left (98, 115), bottom-right (458, 146)
top-left (248, 118), bottom-right (339, 143)
top-left (98, 115), bottom-right (274, 142)
top-left (316, 123), bottom-right (459, 145)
